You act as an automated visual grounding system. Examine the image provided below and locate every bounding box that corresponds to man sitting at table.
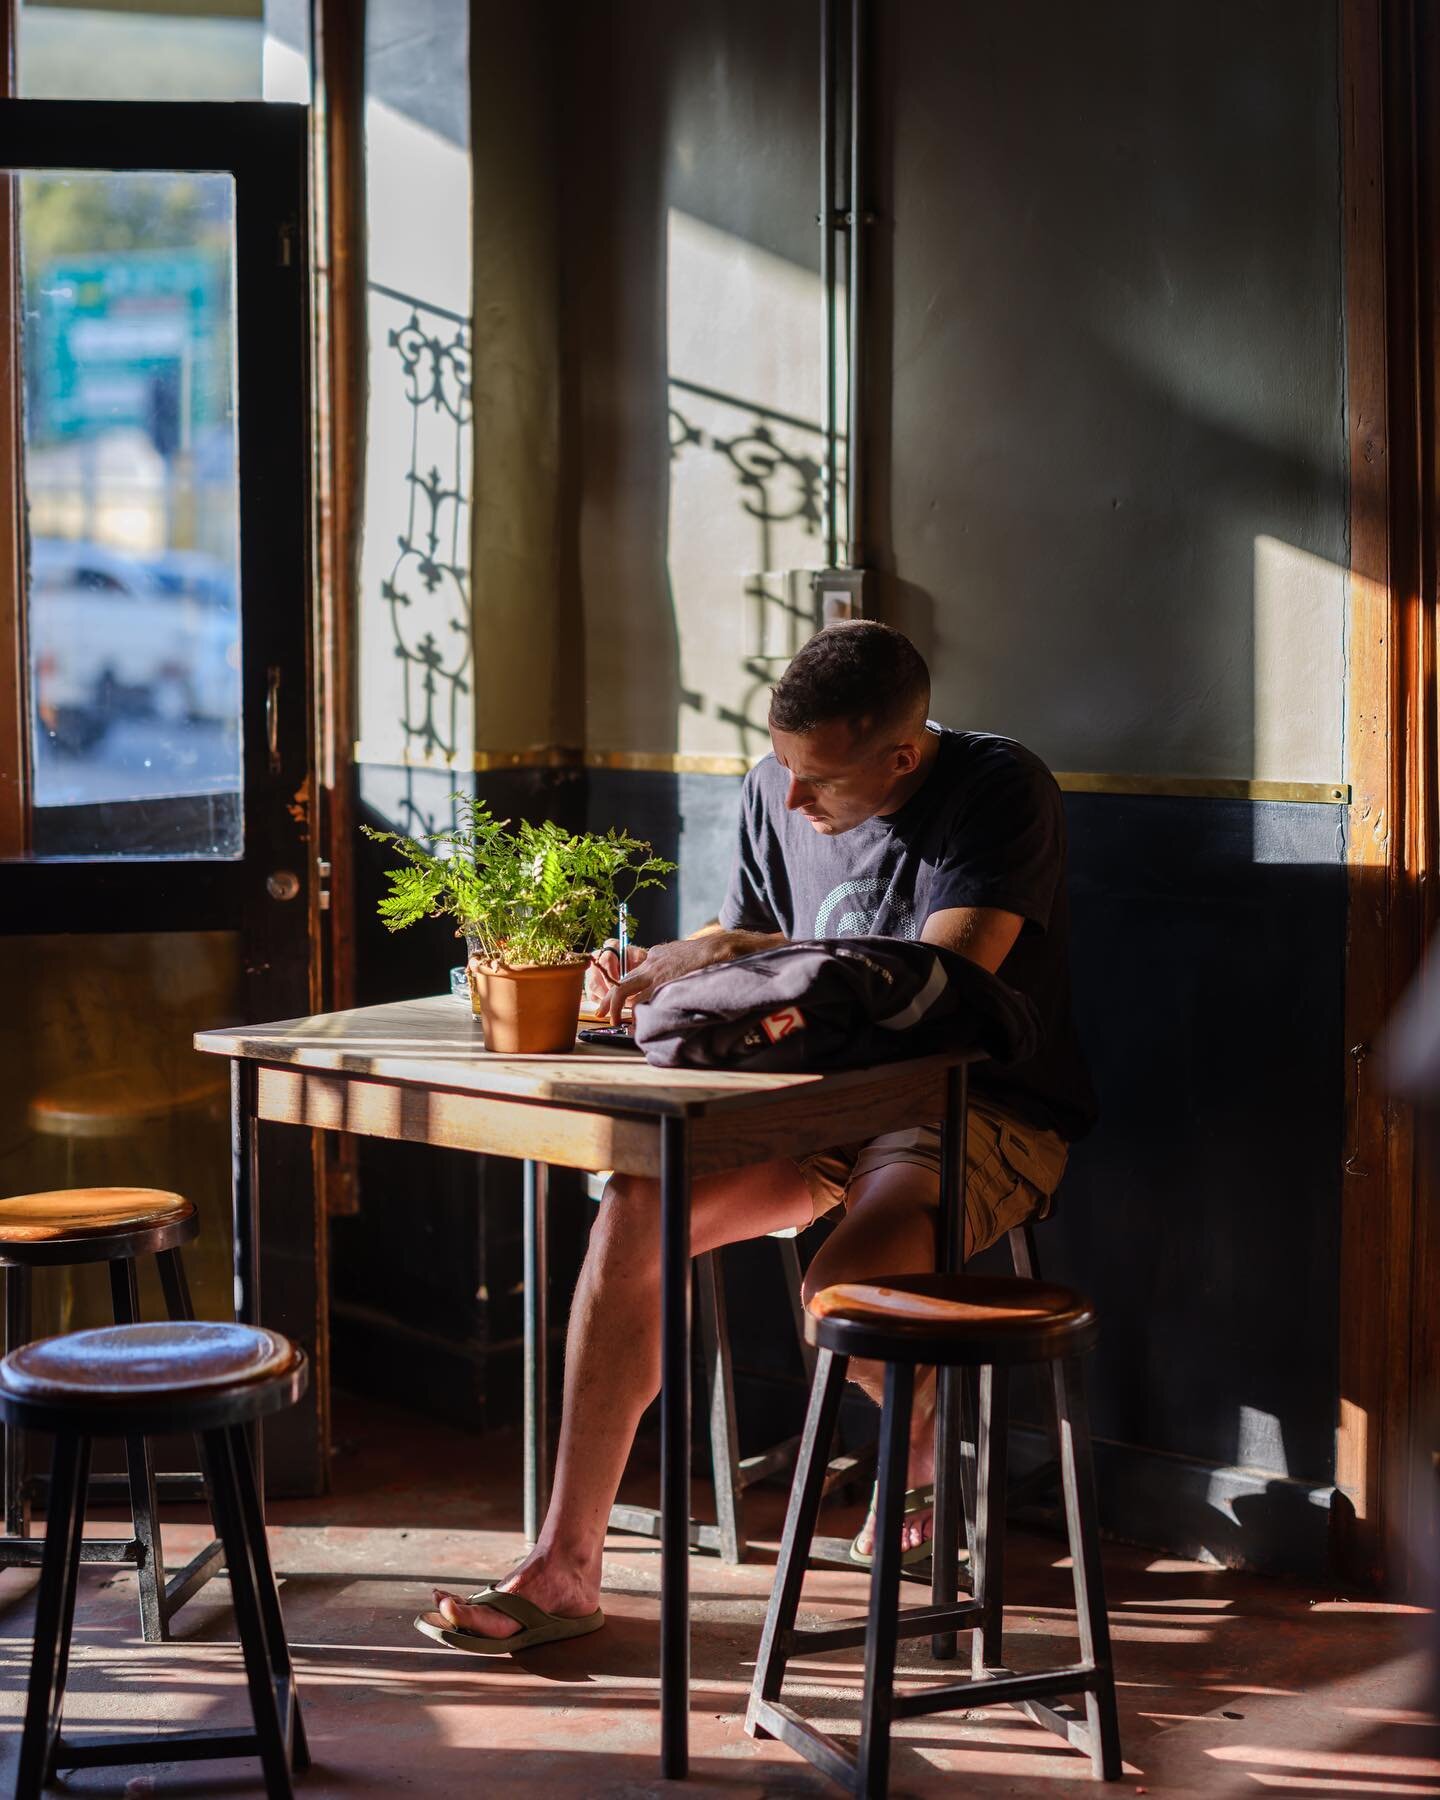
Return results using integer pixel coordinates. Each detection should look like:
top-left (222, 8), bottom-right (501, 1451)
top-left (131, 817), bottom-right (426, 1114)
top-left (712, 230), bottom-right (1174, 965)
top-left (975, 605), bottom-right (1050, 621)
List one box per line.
top-left (423, 619), bottom-right (1095, 1653)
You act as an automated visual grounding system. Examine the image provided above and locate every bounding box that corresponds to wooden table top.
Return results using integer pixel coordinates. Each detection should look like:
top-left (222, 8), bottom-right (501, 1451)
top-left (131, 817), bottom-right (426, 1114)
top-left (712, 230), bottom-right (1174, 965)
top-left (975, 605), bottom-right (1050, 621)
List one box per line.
top-left (195, 993), bottom-right (978, 1122)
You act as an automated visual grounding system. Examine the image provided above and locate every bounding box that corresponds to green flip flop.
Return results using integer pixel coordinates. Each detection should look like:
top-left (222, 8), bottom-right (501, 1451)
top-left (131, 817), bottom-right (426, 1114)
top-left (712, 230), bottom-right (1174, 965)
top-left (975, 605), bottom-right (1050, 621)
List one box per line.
top-left (413, 1587), bottom-right (605, 1656)
top-left (849, 1482), bottom-right (936, 1569)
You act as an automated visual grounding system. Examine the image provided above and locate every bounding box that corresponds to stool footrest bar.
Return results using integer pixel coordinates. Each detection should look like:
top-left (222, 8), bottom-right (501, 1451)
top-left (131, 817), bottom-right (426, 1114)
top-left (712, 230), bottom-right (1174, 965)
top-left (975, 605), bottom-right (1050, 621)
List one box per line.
top-left (0, 1535), bottom-right (141, 1567)
top-left (26, 1471), bottom-right (209, 1506)
top-left (736, 1435), bottom-right (802, 1489)
top-left (608, 1502), bottom-right (727, 1554)
top-left (785, 1598), bottom-right (983, 1655)
top-left (749, 1699), bottom-right (856, 1788)
top-left (891, 1660), bottom-right (1099, 1721)
top-left (1019, 1691), bottom-right (1093, 1751)
top-left (163, 1536), bottom-right (225, 1614)
top-left (56, 1726), bottom-right (266, 1770)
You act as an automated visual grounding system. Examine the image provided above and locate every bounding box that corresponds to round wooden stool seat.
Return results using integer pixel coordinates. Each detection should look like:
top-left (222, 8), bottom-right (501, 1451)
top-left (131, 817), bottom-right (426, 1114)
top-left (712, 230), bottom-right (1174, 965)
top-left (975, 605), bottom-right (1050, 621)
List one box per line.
top-left (0, 1322), bottom-right (306, 1437)
top-left (28, 1069), bottom-right (227, 1139)
top-left (805, 1272), bottom-right (1099, 1366)
top-left (0, 1188), bottom-right (198, 1266)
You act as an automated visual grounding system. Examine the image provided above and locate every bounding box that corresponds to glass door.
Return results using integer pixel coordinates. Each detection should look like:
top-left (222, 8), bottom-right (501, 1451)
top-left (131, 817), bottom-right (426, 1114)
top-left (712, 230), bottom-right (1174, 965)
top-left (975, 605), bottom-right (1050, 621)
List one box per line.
top-left (0, 102), bottom-right (323, 1493)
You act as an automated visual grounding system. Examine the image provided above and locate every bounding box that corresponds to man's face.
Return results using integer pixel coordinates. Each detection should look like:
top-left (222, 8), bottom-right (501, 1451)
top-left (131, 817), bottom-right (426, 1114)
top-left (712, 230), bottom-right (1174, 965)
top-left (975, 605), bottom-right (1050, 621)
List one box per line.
top-left (769, 718), bottom-right (913, 835)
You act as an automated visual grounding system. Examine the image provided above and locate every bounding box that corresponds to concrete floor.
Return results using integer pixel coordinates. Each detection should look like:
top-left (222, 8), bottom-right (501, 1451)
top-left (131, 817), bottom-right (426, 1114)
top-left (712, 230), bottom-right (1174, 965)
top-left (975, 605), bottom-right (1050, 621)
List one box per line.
top-left (0, 1394), bottom-right (1435, 1798)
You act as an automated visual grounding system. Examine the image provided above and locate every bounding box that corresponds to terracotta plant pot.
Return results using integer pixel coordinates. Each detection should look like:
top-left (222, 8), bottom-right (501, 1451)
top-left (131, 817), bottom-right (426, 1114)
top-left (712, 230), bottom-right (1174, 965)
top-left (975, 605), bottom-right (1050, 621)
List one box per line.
top-left (466, 958), bottom-right (587, 1054)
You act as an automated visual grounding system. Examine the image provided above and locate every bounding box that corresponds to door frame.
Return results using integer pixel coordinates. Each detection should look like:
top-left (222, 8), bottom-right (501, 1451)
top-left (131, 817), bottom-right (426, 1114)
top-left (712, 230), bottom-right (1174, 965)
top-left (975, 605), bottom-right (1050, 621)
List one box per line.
top-left (0, 97), bottom-right (326, 1494)
top-left (1339, 0), bottom-right (1440, 1594)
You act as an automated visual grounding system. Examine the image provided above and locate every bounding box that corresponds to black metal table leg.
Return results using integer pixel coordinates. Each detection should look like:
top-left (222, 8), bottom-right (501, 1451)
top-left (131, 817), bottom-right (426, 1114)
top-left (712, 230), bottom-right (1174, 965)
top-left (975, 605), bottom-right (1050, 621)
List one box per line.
top-left (932, 1059), bottom-right (968, 1660)
top-left (659, 1115), bottom-right (692, 1779)
top-left (522, 1161), bottom-right (549, 1544)
top-left (231, 1059), bottom-right (263, 1511)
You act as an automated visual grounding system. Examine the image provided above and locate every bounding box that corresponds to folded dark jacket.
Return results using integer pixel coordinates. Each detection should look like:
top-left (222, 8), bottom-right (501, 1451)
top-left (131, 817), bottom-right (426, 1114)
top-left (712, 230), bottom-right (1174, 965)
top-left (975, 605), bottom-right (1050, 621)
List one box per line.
top-left (633, 937), bottom-right (1040, 1072)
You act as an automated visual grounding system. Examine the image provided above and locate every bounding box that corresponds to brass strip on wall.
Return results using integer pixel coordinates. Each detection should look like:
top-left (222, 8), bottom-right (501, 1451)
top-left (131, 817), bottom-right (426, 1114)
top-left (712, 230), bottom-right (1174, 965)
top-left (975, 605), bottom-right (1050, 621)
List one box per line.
top-left (1056, 772), bottom-right (1351, 805)
top-left (353, 743), bottom-right (1350, 804)
top-left (353, 742), bottom-right (583, 773)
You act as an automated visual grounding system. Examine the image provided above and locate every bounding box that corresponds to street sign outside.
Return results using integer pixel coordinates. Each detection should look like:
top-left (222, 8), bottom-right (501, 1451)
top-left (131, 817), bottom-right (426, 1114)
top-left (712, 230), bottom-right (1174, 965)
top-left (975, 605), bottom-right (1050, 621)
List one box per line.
top-left (33, 248), bottom-right (229, 447)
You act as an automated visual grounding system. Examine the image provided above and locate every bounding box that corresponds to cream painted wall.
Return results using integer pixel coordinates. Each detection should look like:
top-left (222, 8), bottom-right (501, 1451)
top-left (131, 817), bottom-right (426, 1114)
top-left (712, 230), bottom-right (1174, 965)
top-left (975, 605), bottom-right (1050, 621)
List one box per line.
top-left (570, 0), bottom-right (1348, 788)
top-left (662, 209), bottom-right (834, 762)
top-left (353, 3), bottom-right (473, 773)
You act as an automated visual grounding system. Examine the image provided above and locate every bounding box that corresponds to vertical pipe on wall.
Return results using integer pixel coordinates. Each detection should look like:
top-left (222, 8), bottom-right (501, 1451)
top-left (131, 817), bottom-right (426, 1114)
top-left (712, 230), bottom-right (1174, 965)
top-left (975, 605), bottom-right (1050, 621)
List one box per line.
top-left (845, 0), bottom-right (865, 568)
top-left (820, 0), bottom-right (838, 569)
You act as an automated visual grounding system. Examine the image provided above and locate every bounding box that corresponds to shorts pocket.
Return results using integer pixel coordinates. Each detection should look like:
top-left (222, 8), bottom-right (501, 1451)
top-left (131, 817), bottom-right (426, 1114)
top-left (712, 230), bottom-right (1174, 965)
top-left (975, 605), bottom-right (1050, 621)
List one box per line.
top-left (965, 1112), bottom-right (1068, 1253)
top-left (964, 1111), bottom-right (1020, 1253)
top-left (997, 1121), bottom-right (1068, 1198)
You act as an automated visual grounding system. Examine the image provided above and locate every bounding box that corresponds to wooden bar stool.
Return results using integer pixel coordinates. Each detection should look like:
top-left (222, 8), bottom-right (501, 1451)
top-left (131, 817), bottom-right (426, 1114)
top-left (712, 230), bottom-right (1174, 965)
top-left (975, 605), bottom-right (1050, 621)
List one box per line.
top-left (0, 1187), bottom-right (223, 1641)
top-left (2, 1319), bottom-right (309, 1800)
top-left (748, 1273), bottom-right (1122, 1797)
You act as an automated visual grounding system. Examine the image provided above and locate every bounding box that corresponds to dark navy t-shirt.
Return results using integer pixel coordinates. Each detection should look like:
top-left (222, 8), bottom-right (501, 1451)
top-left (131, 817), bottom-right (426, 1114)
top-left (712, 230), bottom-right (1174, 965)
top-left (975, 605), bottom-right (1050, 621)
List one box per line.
top-left (719, 726), bottom-right (1097, 1139)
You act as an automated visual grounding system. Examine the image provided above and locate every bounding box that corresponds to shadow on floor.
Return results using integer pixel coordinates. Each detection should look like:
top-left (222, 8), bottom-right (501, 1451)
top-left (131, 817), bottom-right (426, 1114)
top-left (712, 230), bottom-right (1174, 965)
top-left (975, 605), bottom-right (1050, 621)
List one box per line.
top-left (0, 1390), bottom-right (1433, 1798)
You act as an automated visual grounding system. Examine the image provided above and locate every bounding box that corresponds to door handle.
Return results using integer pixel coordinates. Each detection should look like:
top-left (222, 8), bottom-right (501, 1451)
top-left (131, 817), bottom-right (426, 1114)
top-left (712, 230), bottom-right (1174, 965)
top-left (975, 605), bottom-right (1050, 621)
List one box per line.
top-left (265, 665), bottom-right (282, 774)
top-left (267, 869), bottom-right (301, 902)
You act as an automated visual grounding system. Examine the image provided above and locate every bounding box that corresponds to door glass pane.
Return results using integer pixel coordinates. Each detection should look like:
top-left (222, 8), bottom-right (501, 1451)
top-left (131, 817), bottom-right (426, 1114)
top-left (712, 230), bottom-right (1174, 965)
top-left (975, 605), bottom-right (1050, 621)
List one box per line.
top-left (18, 169), bottom-right (243, 859)
top-left (0, 931), bottom-right (240, 1333)
top-left (17, 4), bottom-right (266, 102)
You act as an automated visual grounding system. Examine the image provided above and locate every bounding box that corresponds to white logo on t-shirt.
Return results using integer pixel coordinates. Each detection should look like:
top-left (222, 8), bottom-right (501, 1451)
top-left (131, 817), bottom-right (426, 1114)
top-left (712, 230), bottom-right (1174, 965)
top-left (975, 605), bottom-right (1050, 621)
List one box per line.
top-left (814, 877), bottom-right (914, 938)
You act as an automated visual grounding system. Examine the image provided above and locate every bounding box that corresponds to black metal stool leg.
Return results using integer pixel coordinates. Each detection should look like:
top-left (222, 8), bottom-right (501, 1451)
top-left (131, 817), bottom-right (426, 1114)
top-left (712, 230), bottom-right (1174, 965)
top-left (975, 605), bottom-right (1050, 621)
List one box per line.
top-left (1006, 1222), bottom-right (1038, 1280)
top-left (156, 1246), bottom-right (196, 1321)
top-left (697, 1250), bottom-right (745, 1564)
top-left (747, 1346), bottom-right (848, 1730)
top-left (200, 1427), bottom-right (295, 1798)
top-left (1053, 1354), bottom-right (1122, 1780)
top-left (856, 1360), bottom-right (916, 1800)
top-left (16, 1431), bottom-right (90, 1800)
top-left (4, 1263), bottom-right (32, 1539)
top-left (108, 1258), bottom-right (167, 1643)
top-left (227, 1423), bottom-right (308, 1771)
top-left (778, 1236), bottom-right (817, 1381)
top-left (972, 1363), bottom-right (1009, 1675)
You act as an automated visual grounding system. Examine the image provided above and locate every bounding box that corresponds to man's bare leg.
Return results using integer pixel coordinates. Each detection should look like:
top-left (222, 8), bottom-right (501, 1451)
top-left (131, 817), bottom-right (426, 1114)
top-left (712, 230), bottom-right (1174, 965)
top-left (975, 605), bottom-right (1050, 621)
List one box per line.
top-left (431, 1158), bottom-right (814, 1639)
top-left (800, 1163), bottom-right (967, 1557)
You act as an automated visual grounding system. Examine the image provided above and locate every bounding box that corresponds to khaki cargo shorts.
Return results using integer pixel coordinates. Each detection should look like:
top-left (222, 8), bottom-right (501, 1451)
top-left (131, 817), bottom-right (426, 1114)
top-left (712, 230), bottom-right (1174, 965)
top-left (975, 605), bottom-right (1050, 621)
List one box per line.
top-left (793, 1096), bottom-right (1068, 1257)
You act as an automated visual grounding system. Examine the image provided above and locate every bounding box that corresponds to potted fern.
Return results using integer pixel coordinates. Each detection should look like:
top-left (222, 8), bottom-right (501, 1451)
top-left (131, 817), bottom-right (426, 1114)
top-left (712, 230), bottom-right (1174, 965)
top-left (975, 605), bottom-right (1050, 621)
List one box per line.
top-left (362, 799), bottom-right (674, 1053)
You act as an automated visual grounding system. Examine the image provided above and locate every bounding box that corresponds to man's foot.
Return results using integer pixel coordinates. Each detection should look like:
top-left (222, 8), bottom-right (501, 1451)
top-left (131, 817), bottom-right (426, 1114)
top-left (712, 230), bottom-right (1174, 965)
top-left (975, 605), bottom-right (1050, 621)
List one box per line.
top-left (851, 1378), bottom-right (937, 1560)
top-left (430, 1550), bottom-right (600, 1642)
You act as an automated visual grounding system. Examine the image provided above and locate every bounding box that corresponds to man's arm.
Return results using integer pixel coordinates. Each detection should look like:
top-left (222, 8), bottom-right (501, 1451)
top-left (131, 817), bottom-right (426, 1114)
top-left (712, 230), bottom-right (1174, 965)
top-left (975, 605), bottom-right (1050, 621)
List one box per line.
top-left (595, 906), bottom-right (1019, 1024)
top-left (596, 924), bottom-right (785, 1023)
top-left (921, 905), bottom-right (1023, 974)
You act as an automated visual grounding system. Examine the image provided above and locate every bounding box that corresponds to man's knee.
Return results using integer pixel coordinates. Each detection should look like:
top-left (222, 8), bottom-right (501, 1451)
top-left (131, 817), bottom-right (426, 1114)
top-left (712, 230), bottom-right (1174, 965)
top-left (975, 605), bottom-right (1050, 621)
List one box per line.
top-left (800, 1183), bottom-right (939, 1310)
top-left (590, 1173), bottom-right (661, 1267)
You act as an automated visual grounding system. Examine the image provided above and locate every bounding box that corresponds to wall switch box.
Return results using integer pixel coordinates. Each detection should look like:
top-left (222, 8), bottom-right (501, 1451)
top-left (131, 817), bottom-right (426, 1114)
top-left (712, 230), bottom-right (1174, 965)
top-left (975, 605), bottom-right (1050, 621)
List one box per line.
top-left (744, 567), bottom-right (869, 660)
top-left (813, 567), bottom-right (868, 625)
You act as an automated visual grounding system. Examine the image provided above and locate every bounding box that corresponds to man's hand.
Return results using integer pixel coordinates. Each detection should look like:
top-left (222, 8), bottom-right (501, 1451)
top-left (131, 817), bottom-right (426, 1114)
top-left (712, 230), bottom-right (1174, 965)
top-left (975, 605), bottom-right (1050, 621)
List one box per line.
top-left (585, 940), bottom-right (649, 1014)
top-left (595, 928), bottom-right (784, 1024)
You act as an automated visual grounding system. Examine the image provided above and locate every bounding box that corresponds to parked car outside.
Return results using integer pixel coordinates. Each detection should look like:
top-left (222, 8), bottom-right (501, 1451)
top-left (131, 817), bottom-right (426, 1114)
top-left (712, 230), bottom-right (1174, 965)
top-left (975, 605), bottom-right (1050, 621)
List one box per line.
top-left (29, 537), bottom-right (240, 754)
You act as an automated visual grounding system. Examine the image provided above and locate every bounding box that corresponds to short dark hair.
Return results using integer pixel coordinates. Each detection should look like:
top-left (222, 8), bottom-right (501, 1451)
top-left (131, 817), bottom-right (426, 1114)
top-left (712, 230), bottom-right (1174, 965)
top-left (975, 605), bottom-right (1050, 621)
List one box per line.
top-left (768, 621), bottom-right (931, 741)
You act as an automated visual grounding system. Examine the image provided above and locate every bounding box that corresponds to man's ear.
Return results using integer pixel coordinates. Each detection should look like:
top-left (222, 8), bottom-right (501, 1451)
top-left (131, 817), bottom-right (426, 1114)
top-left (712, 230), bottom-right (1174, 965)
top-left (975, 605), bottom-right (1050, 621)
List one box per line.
top-left (891, 738), bottom-right (923, 776)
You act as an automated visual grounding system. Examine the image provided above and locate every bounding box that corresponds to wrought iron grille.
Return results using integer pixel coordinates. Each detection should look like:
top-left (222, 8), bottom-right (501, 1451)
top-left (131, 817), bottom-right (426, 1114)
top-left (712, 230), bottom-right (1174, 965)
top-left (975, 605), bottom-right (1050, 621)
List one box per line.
top-left (369, 282), bottom-right (474, 835)
top-left (667, 375), bottom-right (843, 757)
